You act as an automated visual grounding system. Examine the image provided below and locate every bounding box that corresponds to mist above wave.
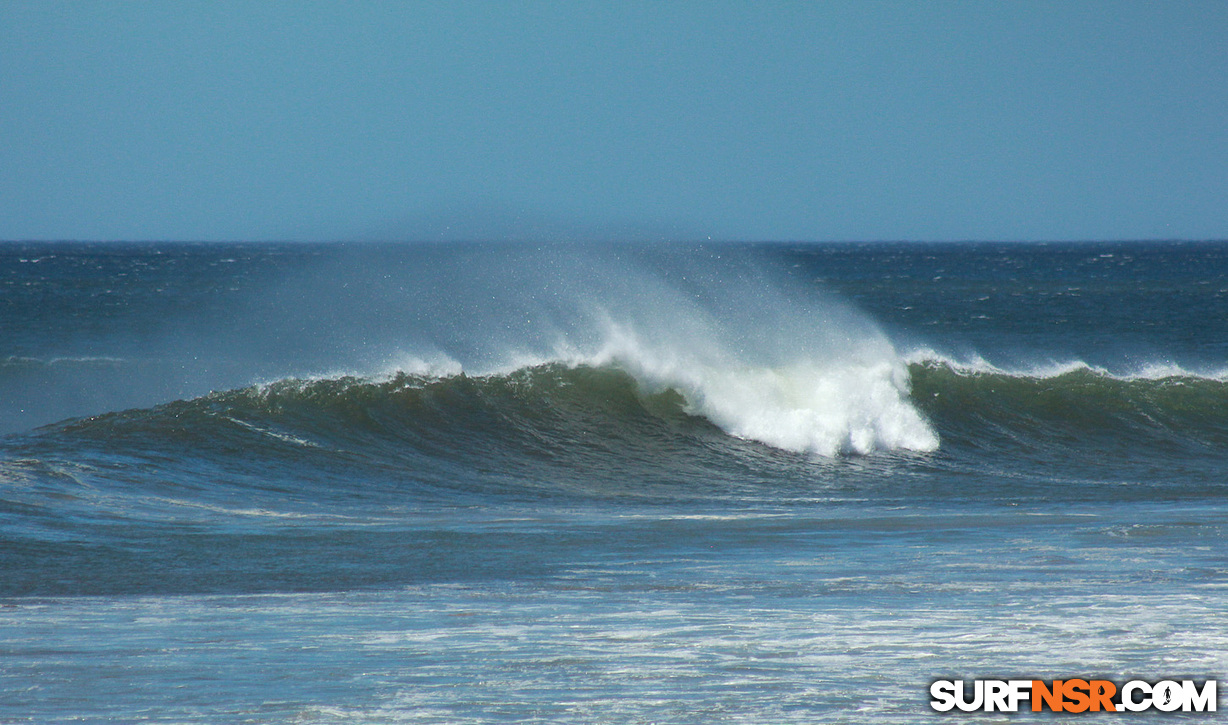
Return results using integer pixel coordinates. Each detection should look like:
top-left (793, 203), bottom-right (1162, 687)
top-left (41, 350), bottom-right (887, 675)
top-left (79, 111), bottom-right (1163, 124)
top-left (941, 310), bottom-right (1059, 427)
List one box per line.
top-left (307, 244), bottom-right (939, 456)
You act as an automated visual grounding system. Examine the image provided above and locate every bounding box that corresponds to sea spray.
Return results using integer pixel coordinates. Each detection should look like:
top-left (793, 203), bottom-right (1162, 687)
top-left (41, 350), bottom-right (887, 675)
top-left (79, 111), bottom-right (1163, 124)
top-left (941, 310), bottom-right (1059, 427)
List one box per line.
top-left (353, 243), bottom-right (940, 456)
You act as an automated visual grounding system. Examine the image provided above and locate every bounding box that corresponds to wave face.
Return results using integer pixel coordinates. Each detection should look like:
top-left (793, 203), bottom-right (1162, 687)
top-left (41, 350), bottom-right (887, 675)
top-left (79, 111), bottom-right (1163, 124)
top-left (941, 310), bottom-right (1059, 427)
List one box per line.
top-left (22, 354), bottom-right (1225, 501)
top-left (16, 360), bottom-right (933, 512)
top-left (911, 357), bottom-right (1228, 460)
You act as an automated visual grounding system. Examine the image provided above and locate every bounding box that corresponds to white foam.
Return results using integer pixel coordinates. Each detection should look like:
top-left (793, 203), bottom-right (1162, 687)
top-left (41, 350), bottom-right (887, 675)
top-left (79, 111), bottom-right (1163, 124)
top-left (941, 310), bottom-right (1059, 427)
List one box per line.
top-left (580, 321), bottom-right (938, 457)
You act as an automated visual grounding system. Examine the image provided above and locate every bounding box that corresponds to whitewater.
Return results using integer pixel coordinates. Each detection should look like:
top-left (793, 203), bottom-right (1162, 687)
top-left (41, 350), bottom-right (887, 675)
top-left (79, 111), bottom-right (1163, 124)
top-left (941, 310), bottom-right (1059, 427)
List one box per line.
top-left (2, 240), bottom-right (1226, 722)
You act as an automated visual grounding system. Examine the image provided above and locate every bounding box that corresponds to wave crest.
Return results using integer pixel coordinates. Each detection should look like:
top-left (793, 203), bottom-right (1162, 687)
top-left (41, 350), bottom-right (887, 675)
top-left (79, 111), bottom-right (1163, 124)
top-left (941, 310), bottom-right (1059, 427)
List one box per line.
top-left (586, 322), bottom-right (937, 456)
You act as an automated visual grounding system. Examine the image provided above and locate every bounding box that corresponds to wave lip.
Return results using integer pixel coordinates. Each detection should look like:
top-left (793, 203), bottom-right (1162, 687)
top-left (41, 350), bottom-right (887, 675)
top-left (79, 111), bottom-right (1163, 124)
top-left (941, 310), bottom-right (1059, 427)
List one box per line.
top-left (904, 347), bottom-right (1228, 382)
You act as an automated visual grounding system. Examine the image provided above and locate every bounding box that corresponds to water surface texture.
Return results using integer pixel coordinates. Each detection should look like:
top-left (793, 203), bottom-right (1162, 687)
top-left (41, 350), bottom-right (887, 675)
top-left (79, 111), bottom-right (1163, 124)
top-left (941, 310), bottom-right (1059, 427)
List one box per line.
top-left (2, 241), bottom-right (1226, 722)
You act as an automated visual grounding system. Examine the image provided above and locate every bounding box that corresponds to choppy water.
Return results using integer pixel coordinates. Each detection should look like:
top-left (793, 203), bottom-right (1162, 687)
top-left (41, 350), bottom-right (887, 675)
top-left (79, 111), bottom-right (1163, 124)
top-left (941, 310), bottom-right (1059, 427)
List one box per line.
top-left (2, 241), bottom-right (1226, 722)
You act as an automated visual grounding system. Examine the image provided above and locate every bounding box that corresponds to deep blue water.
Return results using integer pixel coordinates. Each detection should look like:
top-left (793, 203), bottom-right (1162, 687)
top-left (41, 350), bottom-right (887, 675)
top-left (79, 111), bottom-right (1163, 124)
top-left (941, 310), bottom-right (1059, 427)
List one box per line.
top-left (1, 241), bottom-right (1226, 722)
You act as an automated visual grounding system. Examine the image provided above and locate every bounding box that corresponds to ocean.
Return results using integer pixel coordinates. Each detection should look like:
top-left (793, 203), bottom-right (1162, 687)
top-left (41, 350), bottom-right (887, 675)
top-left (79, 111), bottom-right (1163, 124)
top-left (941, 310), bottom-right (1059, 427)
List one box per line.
top-left (1, 240), bottom-right (1225, 722)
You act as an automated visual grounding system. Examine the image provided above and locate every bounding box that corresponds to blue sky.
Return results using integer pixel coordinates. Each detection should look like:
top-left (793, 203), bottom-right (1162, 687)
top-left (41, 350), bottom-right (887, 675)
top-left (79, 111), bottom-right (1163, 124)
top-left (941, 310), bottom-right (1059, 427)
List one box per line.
top-left (2, 1), bottom-right (1226, 242)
